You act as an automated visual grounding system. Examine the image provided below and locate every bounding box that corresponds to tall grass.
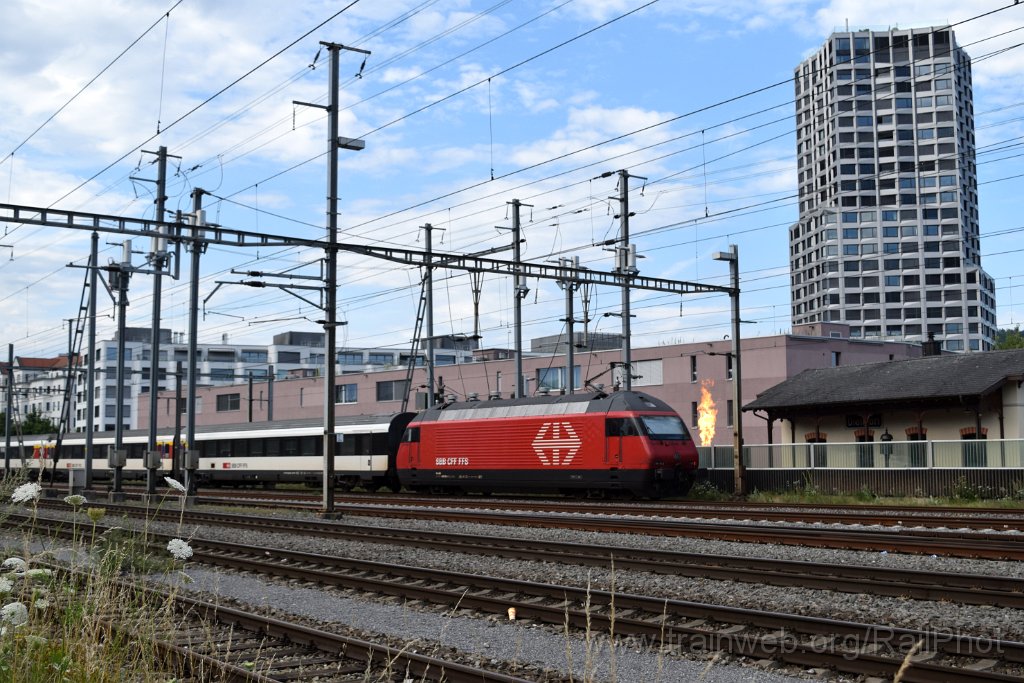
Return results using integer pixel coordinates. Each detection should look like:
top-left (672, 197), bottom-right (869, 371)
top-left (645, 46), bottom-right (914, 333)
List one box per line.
top-left (0, 471), bottom-right (196, 682)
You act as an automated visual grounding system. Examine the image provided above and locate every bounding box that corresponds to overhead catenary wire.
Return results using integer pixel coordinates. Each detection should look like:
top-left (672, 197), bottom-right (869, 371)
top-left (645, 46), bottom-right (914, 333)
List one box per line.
top-left (2, 2), bottom-right (1024, 358)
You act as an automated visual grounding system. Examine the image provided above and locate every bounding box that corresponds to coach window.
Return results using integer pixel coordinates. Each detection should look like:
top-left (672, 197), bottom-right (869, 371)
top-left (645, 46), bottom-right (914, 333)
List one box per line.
top-left (606, 418), bottom-right (639, 437)
top-left (265, 438), bottom-right (280, 459)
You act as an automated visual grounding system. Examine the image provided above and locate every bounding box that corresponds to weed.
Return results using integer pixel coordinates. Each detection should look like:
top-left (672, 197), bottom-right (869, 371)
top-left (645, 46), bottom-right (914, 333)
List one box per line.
top-left (686, 481), bottom-right (729, 501)
top-left (1, 479), bottom-right (197, 681)
top-left (949, 476), bottom-right (983, 502)
top-left (854, 485), bottom-right (877, 502)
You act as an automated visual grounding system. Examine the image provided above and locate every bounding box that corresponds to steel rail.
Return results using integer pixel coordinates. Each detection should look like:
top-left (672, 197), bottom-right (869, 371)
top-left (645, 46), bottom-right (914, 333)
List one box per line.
top-left (185, 489), bottom-right (1024, 530)
top-left (29, 519), bottom-right (1024, 683)
top-left (12, 506), bottom-right (1024, 608)
top-left (36, 561), bottom-right (543, 683)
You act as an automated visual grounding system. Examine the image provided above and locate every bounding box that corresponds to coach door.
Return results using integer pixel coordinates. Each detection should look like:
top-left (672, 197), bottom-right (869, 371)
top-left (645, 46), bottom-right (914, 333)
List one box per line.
top-left (605, 418), bottom-right (632, 466)
top-left (404, 426), bottom-right (421, 468)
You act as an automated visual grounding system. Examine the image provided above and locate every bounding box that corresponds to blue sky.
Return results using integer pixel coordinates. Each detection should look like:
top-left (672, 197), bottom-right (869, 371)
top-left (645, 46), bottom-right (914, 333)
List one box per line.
top-left (1, 0), bottom-right (1022, 361)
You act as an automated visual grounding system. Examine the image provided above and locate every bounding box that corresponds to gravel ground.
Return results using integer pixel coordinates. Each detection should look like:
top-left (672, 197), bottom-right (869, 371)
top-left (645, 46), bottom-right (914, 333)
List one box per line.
top-left (149, 568), bottom-right (813, 683)
top-left (6, 499), bottom-right (1024, 682)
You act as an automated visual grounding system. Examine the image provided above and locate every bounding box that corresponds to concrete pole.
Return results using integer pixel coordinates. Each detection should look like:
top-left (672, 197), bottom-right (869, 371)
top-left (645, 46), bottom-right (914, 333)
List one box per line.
top-left (146, 145), bottom-right (168, 495)
top-left (4, 343), bottom-right (12, 474)
top-left (322, 44), bottom-right (341, 515)
top-left (84, 232), bottom-right (98, 488)
top-left (298, 41), bottom-right (368, 515)
top-left (173, 361), bottom-right (182, 481)
top-left (424, 223), bottom-right (434, 407)
top-left (112, 241), bottom-right (131, 496)
top-left (715, 244), bottom-right (746, 495)
top-left (512, 199), bottom-right (524, 397)
top-left (185, 189), bottom-right (205, 496)
top-left (560, 257), bottom-right (579, 394)
top-left (268, 365), bottom-right (274, 421)
top-left (618, 170), bottom-right (632, 392)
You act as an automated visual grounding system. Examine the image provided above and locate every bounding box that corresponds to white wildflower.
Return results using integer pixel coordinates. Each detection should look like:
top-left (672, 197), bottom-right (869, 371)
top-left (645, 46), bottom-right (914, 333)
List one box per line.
top-left (1, 557), bottom-right (27, 574)
top-left (63, 494), bottom-right (87, 507)
top-left (24, 635), bottom-right (48, 646)
top-left (24, 569), bottom-right (52, 582)
top-left (0, 577), bottom-right (12, 594)
top-left (33, 599), bottom-right (50, 610)
top-left (163, 476), bottom-right (187, 494)
top-left (11, 482), bottom-right (41, 504)
top-left (0, 602), bottom-right (28, 627)
top-left (167, 538), bottom-right (193, 561)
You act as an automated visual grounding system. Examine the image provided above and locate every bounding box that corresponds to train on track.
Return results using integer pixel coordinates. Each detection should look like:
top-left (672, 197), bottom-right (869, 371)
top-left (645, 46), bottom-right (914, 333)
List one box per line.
top-left (2, 390), bottom-right (699, 498)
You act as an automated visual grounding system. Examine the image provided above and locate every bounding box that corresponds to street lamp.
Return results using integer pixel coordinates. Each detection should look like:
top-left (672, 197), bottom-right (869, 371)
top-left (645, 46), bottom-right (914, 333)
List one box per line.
top-left (713, 245), bottom-right (745, 496)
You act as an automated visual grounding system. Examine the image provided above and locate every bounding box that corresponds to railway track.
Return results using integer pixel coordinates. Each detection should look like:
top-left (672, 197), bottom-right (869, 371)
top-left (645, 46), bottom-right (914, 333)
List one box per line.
top-left (182, 488), bottom-right (1024, 531)
top-left (34, 563), bottom-right (546, 683)
top-left (12, 513), bottom-right (1024, 683)
top-left (192, 499), bottom-right (1024, 560)
top-left (14, 504), bottom-right (1024, 607)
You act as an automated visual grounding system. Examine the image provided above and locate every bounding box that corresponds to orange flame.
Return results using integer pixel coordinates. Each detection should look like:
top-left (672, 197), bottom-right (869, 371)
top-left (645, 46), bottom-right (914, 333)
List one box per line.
top-left (697, 379), bottom-right (717, 447)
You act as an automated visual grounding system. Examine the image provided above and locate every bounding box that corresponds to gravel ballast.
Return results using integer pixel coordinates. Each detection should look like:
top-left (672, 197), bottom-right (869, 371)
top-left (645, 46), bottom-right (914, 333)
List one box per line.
top-left (6, 499), bottom-right (1023, 682)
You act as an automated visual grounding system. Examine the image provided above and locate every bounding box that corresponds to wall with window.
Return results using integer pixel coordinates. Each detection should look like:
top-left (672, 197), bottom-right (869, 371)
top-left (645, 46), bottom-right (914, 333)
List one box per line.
top-left (139, 326), bottom-right (926, 446)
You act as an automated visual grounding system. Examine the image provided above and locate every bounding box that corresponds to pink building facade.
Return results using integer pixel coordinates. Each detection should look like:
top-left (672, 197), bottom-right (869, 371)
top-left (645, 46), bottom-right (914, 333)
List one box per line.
top-left (139, 323), bottom-right (924, 446)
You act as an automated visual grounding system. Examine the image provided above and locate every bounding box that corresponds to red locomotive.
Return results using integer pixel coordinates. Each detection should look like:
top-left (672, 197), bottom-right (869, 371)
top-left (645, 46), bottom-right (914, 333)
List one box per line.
top-left (393, 390), bottom-right (698, 497)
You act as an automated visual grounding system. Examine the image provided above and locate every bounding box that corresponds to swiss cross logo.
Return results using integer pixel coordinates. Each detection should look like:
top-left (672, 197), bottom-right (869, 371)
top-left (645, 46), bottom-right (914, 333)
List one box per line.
top-left (222, 463), bottom-right (231, 469)
top-left (532, 422), bottom-right (582, 466)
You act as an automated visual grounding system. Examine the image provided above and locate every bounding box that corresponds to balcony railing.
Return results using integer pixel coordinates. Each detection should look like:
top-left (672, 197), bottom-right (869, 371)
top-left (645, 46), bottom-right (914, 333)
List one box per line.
top-left (698, 439), bottom-right (1024, 469)
top-left (696, 439), bottom-right (1024, 498)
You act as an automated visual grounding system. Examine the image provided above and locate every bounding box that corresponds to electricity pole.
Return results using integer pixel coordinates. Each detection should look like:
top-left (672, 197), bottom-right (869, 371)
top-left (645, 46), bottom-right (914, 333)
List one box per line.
top-left (295, 42), bottom-right (368, 516)
top-left (713, 244), bottom-right (745, 495)
top-left (4, 343), bottom-right (12, 473)
top-left (84, 232), bottom-right (98, 488)
top-left (185, 189), bottom-right (206, 496)
top-left (423, 223), bottom-right (435, 407)
top-left (502, 199), bottom-right (531, 397)
top-left (144, 145), bottom-right (172, 496)
top-left (110, 240), bottom-right (132, 498)
top-left (611, 170), bottom-right (644, 391)
top-left (557, 257), bottom-right (581, 394)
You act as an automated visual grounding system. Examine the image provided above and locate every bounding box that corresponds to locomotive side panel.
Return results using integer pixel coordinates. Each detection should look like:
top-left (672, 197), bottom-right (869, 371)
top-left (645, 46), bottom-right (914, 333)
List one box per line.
top-left (422, 415), bottom-right (604, 471)
top-left (398, 418), bottom-right (688, 496)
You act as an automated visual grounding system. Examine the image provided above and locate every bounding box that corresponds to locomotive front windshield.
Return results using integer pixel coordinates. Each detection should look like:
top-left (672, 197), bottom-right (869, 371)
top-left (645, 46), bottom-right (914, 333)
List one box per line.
top-left (638, 414), bottom-right (691, 441)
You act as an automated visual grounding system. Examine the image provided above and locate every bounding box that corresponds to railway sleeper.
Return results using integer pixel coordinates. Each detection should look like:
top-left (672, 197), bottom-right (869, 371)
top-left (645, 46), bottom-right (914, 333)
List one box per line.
top-left (966, 659), bottom-right (1000, 671)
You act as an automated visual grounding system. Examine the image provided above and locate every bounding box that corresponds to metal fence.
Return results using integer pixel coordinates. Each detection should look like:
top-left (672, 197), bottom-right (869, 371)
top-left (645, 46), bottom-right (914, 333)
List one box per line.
top-left (696, 440), bottom-right (1024, 498)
